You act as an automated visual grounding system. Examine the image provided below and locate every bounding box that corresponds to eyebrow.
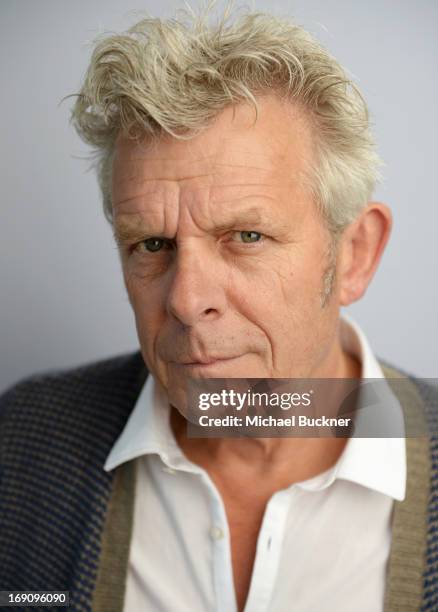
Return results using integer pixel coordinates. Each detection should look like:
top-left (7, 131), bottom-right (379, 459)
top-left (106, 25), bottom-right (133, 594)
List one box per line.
top-left (113, 219), bottom-right (151, 246)
top-left (113, 206), bottom-right (282, 246)
top-left (208, 208), bottom-right (269, 232)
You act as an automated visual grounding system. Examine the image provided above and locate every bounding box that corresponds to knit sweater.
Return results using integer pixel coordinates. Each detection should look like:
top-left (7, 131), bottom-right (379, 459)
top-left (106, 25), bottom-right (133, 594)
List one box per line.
top-left (0, 350), bottom-right (437, 612)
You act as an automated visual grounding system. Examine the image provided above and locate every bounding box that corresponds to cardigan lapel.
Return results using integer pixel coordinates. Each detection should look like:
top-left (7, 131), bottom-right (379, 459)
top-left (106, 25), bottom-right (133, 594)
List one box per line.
top-left (91, 458), bottom-right (138, 612)
top-left (381, 363), bottom-right (430, 612)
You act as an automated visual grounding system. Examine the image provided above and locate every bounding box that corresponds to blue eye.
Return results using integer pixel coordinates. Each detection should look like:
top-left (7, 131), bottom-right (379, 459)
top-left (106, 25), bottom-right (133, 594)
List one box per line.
top-left (237, 231), bottom-right (262, 243)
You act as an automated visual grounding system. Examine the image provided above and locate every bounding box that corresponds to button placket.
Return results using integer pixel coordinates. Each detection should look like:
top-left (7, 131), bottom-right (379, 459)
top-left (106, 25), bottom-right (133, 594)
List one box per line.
top-left (210, 525), bottom-right (224, 541)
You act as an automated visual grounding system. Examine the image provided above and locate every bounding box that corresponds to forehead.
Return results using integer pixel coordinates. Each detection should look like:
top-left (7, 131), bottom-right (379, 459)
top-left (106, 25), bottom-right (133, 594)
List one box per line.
top-left (112, 95), bottom-right (313, 189)
top-left (111, 96), bottom-right (316, 234)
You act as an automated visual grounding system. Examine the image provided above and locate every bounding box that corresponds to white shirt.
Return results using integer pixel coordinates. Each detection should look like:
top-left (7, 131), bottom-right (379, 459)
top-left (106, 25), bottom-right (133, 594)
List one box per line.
top-left (104, 313), bottom-right (406, 612)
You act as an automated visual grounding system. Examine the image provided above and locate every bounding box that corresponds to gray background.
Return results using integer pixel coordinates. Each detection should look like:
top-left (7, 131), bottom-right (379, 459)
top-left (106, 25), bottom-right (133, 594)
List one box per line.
top-left (1, 0), bottom-right (437, 393)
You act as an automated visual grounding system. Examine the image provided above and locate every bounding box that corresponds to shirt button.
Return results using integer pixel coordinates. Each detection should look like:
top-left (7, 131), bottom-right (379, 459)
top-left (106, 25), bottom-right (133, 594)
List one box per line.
top-left (162, 466), bottom-right (176, 475)
top-left (210, 526), bottom-right (224, 540)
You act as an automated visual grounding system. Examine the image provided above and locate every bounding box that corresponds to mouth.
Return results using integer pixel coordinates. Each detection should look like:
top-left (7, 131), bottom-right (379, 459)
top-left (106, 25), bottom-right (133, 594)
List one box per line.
top-left (172, 355), bottom-right (242, 371)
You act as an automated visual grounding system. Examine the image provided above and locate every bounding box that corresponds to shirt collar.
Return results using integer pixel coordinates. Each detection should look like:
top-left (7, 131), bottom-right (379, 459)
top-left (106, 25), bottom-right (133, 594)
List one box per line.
top-left (298, 312), bottom-right (406, 500)
top-left (104, 372), bottom-right (177, 471)
top-left (104, 313), bottom-right (407, 501)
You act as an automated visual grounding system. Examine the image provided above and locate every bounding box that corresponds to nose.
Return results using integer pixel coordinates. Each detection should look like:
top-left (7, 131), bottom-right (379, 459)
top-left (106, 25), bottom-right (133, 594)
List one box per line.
top-left (166, 246), bottom-right (227, 326)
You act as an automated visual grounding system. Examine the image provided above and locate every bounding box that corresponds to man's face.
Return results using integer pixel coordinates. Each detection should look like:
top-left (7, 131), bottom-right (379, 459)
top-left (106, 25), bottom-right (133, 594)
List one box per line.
top-left (112, 95), bottom-right (342, 406)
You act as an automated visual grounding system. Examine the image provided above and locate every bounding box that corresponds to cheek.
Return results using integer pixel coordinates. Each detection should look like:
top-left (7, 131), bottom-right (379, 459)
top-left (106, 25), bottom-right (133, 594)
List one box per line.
top-left (124, 270), bottom-right (165, 347)
top-left (241, 248), bottom-right (322, 312)
top-left (242, 250), bottom-right (327, 338)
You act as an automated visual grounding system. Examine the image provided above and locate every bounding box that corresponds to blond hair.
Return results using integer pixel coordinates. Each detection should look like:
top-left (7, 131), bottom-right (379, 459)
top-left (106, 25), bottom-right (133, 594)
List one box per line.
top-left (71, 3), bottom-right (382, 235)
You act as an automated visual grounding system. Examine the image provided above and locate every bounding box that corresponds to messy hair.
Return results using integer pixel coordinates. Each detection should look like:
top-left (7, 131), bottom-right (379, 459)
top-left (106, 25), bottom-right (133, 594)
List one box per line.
top-left (71, 2), bottom-right (382, 236)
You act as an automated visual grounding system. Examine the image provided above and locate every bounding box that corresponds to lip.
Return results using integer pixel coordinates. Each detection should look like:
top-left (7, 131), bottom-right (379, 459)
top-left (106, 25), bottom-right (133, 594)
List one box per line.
top-left (174, 356), bottom-right (241, 368)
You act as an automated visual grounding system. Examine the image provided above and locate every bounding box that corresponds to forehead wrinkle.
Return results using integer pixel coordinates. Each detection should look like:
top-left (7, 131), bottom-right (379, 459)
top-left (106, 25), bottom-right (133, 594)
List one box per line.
top-left (114, 145), bottom-right (278, 182)
top-left (114, 165), bottom-right (275, 191)
top-left (112, 194), bottom-right (168, 210)
top-left (113, 183), bottom-right (179, 238)
top-left (114, 172), bottom-right (216, 188)
top-left (179, 198), bottom-right (283, 235)
top-left (113, 170), bottom-right (282, 212)
top-left (113, 177), bottom-right (180, 213)
top-left (208, 183), bottom-right (282, 201)
top-left (209, 193), bottom-right (281, 209)
top-left (212, 163), bottom-right (277, 172)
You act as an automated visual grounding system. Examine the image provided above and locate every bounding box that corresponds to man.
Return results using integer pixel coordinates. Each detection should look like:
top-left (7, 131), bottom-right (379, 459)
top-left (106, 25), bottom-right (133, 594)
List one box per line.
top-left (0, 6), bottom-right (436, 612)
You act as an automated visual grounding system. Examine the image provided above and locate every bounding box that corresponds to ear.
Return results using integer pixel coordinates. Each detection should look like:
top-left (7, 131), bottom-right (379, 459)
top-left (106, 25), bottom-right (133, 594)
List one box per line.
top-left (338, 202), bottom-right (392, 306)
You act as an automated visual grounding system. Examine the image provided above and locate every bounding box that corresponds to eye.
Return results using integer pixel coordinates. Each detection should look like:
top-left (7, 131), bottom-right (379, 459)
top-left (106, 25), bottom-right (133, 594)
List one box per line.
top-left (233, 230), bottom-right (263, 244)
top-left (138, 237), bottom-right (168, 253)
